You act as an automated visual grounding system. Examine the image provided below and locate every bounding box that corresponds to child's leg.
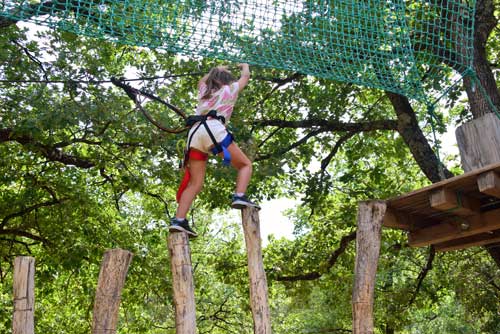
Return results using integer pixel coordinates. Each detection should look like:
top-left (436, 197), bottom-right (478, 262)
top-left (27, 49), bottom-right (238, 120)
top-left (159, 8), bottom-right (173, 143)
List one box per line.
top-left (223, 143), bottom-right (252, 193)
top-left (176, 158), bottom-right (207, 218)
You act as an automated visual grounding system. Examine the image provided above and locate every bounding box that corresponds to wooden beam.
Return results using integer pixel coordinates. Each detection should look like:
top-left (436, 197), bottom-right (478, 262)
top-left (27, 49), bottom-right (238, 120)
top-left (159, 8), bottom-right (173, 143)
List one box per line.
top-left (434, 230), bottom-right (500, 252)
top-left (409, 207), bottom-right (500, 247)
top-left (477, 171), bottom-right (500, 198)
top-left (383, 208), bottom-right (407, 230)
top-left (429, 188), bottom-right (480, 216)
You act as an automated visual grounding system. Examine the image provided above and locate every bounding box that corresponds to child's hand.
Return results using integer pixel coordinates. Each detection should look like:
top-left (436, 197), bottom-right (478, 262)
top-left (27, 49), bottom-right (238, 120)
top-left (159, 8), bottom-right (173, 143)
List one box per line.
top-left (238, 63), bottom-right (249, 69)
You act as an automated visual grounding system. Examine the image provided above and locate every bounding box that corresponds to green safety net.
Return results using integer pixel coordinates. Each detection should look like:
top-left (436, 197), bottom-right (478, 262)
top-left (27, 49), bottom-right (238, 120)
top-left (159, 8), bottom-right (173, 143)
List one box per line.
top-left (0, 0), bottom-right (476, 101)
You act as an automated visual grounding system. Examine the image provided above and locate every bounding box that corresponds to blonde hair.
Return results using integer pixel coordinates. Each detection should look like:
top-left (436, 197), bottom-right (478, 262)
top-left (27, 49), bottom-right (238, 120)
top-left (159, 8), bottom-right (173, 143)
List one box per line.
top-left (201, 67), bottom-right (236, 100)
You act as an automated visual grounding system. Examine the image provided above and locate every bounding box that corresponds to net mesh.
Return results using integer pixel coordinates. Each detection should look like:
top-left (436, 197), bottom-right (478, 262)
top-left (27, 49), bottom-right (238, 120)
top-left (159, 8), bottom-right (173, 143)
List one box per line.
top-left (1, 0), bottom-right (476, 100)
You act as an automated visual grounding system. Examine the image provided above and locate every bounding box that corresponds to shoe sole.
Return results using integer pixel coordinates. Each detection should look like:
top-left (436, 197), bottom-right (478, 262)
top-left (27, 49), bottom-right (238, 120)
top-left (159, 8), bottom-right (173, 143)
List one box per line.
top-left (231, 200), bottom-right (261, 210)
top-left (169, 225), bottom-right (198, 238)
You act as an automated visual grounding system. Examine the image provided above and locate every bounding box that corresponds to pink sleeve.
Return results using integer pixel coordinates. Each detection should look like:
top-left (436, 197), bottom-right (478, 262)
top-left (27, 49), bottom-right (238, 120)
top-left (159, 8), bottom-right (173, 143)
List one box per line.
top-left (230, 82), bottom-right (240, 94)
top-left (198, 82), bottom-right (207, 98)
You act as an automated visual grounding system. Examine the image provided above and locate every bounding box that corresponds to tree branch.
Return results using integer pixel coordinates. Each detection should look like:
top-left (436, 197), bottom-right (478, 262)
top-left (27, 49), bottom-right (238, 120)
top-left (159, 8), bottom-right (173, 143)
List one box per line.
top-left (320, 132), bottom-right (356, 171)
top-left (11, 39), bottom-right (49, 80)
top-left (1, 198), bottom-right (67, 228)
top-left (256, 128), bottom-right (326, 161)
top-left (254, 118), bottom-right (397, 162)
top-left (275, 231), bottom-right (356, 281)
top-left (254, 118), bottom-right (398, 132)
top-left (0, 229), bottom-right (50, 244)
top-left (407, 246), bottom-right (435, 306)
top-left (0, 128), bottom-right (96, 168)
top-left (254, 73), bottom-right (304, 109)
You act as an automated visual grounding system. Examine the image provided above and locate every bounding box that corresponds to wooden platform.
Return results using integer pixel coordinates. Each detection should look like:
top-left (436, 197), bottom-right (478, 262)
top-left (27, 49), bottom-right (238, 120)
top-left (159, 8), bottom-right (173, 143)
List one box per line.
top-left (383, 162), bottom-right (500, 251)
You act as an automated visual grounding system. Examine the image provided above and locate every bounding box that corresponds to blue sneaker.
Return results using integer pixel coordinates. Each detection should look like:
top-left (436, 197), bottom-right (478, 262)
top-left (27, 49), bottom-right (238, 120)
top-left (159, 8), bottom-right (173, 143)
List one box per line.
top-left (169, 218), bottom-right (198, 238)
top-left (231, 195), bottom-right (261, 210)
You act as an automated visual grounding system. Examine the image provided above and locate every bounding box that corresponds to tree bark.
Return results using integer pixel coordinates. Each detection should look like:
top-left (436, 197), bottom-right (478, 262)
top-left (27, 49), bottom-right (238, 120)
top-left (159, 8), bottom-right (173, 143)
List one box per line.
top-left (241, 207), bottom-right (272, 334)
top-left (386, 92), bottom-right (453, 182)
top-left (92, 249), bottom-right (133, 334)
top-left (13, 257), bottom-right (35, 334)
top-left (352, 201), bottom-right (386, 334)
top-left (463, 0), bottom-right (500, 117)
top-left (167, 232), bottom-right (197, 334)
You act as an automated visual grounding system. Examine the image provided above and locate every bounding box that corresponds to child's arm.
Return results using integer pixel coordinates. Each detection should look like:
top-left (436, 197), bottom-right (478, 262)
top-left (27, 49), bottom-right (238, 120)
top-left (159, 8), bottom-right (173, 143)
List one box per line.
top-left (237, 63), bottom-right (250, 92)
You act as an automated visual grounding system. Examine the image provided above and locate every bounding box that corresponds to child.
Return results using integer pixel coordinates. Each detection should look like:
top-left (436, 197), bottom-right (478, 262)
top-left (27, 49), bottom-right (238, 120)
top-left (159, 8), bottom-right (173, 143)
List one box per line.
top-left (169, 63), bottom-right (259, 237)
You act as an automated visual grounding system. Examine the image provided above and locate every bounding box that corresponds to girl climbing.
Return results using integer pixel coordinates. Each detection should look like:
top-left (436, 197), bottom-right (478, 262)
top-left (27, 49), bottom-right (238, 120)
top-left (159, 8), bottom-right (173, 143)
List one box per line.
top-left (170, 63), bottom-right (260, 237)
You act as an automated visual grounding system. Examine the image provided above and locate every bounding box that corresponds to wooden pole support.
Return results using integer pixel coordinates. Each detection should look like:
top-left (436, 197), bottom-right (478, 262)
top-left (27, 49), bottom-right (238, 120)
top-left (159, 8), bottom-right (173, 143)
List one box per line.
top-left (13, 256), bottom-right (35, 334)
top-left (352, 200), bottom-right (387, 334)
top-left (168, 232), bottom-right (197, 334)
top-left (456, 112), bottom-right (500, 172)
top-left (92, 248), bottom-right (133, 334)
top-left (241, 207), bottom-right (272, 334)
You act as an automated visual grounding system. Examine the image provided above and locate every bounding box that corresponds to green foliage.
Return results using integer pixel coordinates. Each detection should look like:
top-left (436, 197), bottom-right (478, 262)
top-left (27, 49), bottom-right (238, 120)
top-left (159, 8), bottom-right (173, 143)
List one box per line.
top-left (0, 16), bottom-right (499, 334)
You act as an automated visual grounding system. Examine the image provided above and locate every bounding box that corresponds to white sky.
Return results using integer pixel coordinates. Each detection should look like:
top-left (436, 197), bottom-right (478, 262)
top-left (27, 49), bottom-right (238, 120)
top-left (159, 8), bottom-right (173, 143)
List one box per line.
top-left (259, 198), bottom-right (297, 245)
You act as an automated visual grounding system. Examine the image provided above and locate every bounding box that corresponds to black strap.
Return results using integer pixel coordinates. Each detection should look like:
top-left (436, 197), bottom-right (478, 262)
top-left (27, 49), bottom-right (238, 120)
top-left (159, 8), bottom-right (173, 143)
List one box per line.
top-left (184, 110), bottom-right (225, 160)
top-left (201, 120), bottom-right (223, 153)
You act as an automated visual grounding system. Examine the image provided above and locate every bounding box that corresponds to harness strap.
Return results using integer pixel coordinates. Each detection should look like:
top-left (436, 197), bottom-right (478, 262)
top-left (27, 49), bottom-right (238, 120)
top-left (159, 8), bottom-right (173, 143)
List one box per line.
top-left (177, 110), bottom-right (231, 202)
top-left (211, 133), bottom-right (233, 165)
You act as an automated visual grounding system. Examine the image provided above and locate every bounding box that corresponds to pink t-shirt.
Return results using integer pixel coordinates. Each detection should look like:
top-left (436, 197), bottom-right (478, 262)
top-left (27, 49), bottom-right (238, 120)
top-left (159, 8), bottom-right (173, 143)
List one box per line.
top-left (196, 82), bottom-right (240, 121)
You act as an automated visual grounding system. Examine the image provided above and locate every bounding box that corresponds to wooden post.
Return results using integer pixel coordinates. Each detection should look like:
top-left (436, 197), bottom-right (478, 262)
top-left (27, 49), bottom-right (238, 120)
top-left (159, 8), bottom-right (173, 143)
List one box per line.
top-left (352, 201), bottom-right (386, 334)
top-left (168, 232), bottom-right (197, 334)
top-left (456, 112), bottom-right (500, 265)
top-left (13, 256), bottom-right (35, 334)
top-left (456, 112), bottom-right (500, 172)
top-left (241, 207), bottom-right (272, 334)
top-left (92, 248), bottom-right (133, 334)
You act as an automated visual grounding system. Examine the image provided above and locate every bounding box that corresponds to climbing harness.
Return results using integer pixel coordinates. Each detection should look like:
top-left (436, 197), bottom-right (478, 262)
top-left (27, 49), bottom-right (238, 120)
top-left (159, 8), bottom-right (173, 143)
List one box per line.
top-left (176, 110), bottom-right (234, 202)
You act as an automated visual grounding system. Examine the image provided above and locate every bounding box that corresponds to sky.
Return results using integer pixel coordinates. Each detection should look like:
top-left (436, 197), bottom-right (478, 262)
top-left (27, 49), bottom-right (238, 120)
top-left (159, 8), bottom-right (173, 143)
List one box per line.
top-left (259, 198), bottom-right (297, 245)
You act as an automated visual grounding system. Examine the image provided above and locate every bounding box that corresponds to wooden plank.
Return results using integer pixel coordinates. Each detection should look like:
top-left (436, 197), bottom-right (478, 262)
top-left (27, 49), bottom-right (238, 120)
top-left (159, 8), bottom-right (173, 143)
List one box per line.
top-left (352, 201), bottom-right (386, 334)
top-left (168, 232), bottom-right (197, 334)
top-left (434, 230), bottom-right (500, 252)
top-left (13, 257), bottom-right (35, 334)
top-left (477, 171), bottom-right (500, 198)
top-left (429, 188), bottom-right (480, 216)
top-left (92, 249), bottom-right (133, 334)
top-left (409, 207), bottom-right (500, 247)
top-left (387, 162), bottom-right (500, 209)
top-left (241, 207), bottom-right (272, 334)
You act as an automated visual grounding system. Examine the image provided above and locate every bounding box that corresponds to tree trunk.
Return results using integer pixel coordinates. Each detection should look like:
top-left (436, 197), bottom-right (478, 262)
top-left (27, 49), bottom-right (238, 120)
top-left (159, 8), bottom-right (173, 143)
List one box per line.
top-left (463, 0), bottom-right (500, 117)
top-left (386, 92), bottom-right (453, 182)
top-left (352, 201), bottom-right (387, 334)
top-left (168, 232), bottom-right (197, 334)
top-left (241, 207), bottom-right (272, 334)
top-left (92, 249), bottom-right (133, 334)
top-left (13, 257), bottom-right (35, 334)
top-left (459, 0), bottom-right (500, 266)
